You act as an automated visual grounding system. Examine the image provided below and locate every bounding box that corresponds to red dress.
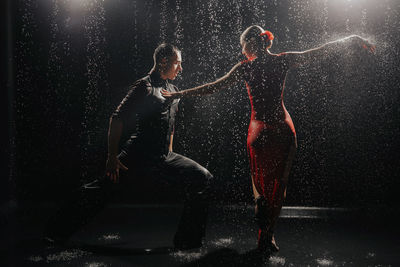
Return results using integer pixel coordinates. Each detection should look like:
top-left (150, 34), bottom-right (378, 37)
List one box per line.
top-left (241, 54), bottom-right (297, 207)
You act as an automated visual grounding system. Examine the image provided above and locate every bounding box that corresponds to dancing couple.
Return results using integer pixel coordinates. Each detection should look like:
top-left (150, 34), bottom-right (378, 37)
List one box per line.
top-left (45, 25), bottom-right (374, 253)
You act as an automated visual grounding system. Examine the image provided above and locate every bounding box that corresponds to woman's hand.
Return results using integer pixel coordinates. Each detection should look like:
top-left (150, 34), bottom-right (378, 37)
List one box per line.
top-left (106, 155), bottom-right (128, 183)
top-left (362, 40), bottom-right (376, 53)
top-left (161, 89), bottom-right (182, 99)
top-left (355, 36), bottom-right (376, 53)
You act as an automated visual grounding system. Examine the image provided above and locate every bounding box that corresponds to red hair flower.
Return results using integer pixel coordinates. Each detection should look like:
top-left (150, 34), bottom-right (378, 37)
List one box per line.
top-left (260, 30), bottom-right (274, 41)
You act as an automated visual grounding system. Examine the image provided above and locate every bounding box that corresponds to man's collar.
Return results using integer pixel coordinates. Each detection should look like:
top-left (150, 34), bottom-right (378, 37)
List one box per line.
top-left (149, 71), bottom-right (168, 86)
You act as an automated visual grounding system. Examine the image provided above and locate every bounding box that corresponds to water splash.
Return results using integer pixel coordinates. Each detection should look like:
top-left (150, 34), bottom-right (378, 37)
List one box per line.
top-left (211, 237), bottom-right (234, 247)
top-left (28, 255), bottom-right (43, 262)
top-left (316, 258), bottom-right (334, 266)
top-left (170, 250), bottom-right (204, 262)
top-left (269, 255), bottom-right (286, 265)
top-left (99, 233), bottom-right (121, 241)
top-left (85, 262), bottom-right (108, 267)
top-left (366, 252), bottom-right (376, 259)
top-left (46, 249), bottom-right (91, 262)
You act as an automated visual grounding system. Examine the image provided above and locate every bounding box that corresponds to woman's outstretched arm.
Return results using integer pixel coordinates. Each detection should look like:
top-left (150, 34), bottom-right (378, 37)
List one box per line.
top-left (282, 35), bottom-right (375, 67)
top-left (162, 62), bottom-right (242, 98)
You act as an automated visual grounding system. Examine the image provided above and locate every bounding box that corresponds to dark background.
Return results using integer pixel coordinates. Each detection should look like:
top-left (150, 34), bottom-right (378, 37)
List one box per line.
top-left (2, 0), bottom-right (399, 212)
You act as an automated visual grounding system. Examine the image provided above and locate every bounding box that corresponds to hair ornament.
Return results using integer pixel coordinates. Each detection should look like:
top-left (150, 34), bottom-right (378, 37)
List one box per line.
top-left (260, 30), bottom-right (274, 41)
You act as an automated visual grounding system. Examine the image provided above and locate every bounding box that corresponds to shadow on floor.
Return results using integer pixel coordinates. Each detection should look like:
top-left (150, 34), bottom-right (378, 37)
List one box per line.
top-left (179, 248), bottom-right (270, 267)
top-left (72, 243), bottom-right (175, 256)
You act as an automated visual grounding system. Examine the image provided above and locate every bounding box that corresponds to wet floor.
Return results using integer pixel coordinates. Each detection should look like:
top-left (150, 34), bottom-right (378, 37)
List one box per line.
top-left (2, 204), bottom-right (399, 266)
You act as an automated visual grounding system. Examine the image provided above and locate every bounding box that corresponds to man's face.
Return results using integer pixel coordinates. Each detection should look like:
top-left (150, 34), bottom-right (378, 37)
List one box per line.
top-left (161, 51), bottom-right (182, 80)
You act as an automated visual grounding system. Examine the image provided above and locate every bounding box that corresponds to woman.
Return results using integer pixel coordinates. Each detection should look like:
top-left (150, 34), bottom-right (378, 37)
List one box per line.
top-left (162, 25), bottom-right (374, 252)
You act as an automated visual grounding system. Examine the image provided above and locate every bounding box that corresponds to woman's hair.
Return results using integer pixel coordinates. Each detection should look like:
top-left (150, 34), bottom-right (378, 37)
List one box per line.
top-left (151, 43), bottom-right (180, 72)
top-left (240, 25), bottom-right (274, 52)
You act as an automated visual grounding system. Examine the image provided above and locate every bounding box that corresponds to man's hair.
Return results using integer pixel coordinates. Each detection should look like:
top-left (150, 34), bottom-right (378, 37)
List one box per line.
top-left (152, 43), bottom-right (180, 70)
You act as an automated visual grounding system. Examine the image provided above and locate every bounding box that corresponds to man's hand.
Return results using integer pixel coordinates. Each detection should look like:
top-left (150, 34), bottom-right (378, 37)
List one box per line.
top-left (161, 89), bottom-right (182, 99)
top-left (106, 155), bottom-right (128, 183)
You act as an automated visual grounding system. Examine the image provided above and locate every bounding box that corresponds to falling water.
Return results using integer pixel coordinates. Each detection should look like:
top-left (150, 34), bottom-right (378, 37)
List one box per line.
top-left (322, 0), bottom-right (329, 38)
top-left (173, 0), bottom-right (183, 47)
top-left (47, 0), bottom-right (77, 136)
top-left (361, 8), bottom-right (368, 32)
top-left (11, 0), bottom-right (400, 210)
top-left (204, 0), bottom-right (225, 173)
top-left (81, 0), bottom-right (110, 181)
top-left (14, 0), bottom-right (39, 199)
top-left (159, 0), bottom-right (168, 42)
top-left (344, 3), bottom-right (351, 33)
top-left (143, 0), bottom-right (155, 48)
top-left (128, 0), bottom-right (139, 76)
top-left (229, 1), bottom-right (248, 183)
top-left (7, 0), bottom-right (400, 265)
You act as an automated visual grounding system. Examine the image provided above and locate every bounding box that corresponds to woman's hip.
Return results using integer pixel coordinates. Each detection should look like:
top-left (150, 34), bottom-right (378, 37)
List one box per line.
top-left (247, 119), bottom-right (295, 149)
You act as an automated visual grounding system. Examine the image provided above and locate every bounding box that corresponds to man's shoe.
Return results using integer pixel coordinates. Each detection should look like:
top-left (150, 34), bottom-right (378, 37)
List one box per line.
top-left (174, 240), bottom-right (202, 250)
top-left (173, 233), bottom-right (203, 250)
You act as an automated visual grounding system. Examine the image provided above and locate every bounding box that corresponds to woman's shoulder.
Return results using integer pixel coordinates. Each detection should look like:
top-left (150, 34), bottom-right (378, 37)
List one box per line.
top-left (240, 59), bottom-right (255, 70)
top-left (271, 52), bottom-right (291, 63)
top-left (238, 59), bottom-right (254, 77)
top-left (259, 52), bottom-right (291, 68)
top-left (240, 58), bottom-right (253, 66)
top-left (263, 52), bottom-right (287, 60)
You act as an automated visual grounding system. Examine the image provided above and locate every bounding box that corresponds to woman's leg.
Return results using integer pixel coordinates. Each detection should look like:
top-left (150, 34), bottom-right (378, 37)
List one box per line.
top-left (268, 142), bottom-right (296, 233)
top-left (250, 137), bottom-right (296, 252)
top-left (249, 144), bottom-right (276, 251)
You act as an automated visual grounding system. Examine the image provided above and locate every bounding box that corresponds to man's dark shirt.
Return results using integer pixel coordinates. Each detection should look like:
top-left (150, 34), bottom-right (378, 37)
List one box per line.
top-left (112, 72), bottom-right (180, 157)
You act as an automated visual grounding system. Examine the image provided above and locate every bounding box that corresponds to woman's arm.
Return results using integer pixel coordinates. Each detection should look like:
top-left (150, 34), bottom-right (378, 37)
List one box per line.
top-left (283, 35), bottom-right (375, 67)
top-left (162, 62), bottom-right (242, 98)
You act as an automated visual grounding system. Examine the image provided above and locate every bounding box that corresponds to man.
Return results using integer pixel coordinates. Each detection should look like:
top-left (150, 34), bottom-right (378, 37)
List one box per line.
top-left (45, 43), bottom-right (213, 250)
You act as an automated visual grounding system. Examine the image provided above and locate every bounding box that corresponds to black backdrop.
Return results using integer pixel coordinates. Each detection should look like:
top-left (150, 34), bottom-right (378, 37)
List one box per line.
top-left (4, 0), bottom-right (400, 211)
